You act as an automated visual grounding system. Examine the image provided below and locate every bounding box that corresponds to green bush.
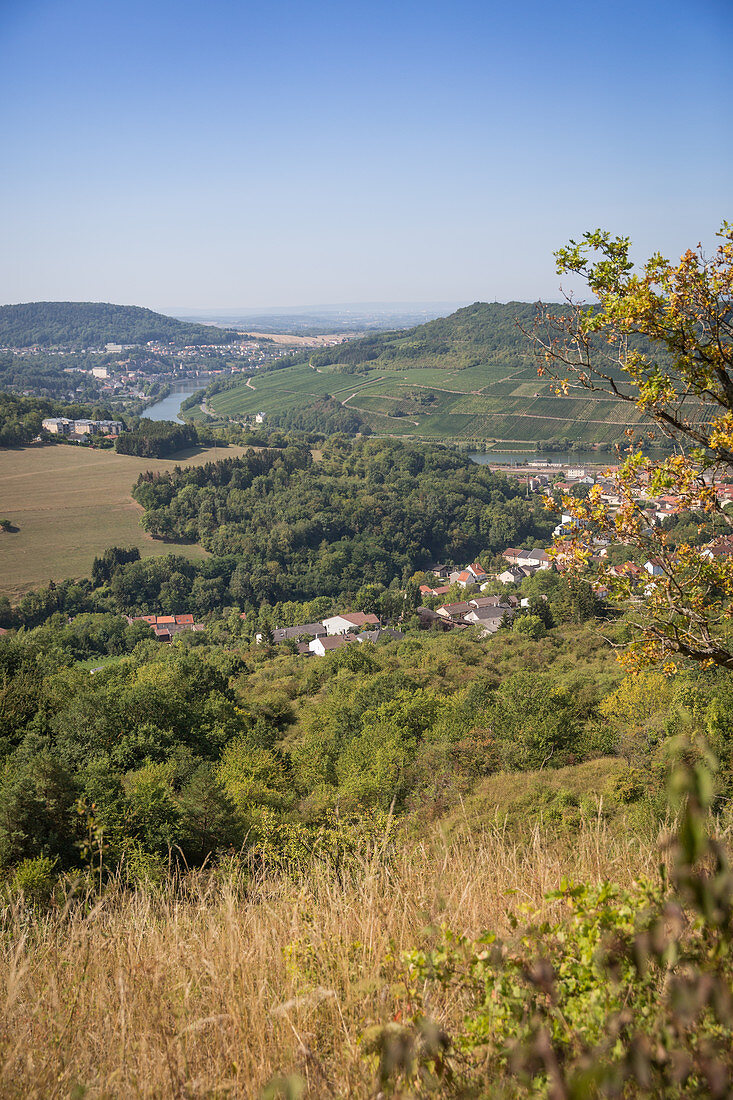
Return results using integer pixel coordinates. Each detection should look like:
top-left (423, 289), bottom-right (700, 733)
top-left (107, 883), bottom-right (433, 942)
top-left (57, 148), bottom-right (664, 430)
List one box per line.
top-left (8, 855), bottom-right (58, 907)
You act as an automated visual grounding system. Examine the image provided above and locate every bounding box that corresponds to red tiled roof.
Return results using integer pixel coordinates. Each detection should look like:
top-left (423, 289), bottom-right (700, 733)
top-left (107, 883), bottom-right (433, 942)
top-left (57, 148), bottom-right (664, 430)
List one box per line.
top-left (342, 612), bottom-right (379, 627)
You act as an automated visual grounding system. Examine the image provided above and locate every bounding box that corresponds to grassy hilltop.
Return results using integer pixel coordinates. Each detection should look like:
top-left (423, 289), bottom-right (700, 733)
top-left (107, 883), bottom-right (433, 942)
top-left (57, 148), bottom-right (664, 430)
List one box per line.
top-left (208, 302), bottom-right (649, 447)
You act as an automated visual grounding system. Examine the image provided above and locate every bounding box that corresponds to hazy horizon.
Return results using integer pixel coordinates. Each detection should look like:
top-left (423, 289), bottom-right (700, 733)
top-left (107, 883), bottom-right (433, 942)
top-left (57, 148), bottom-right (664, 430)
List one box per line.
top-left (2, 0), bottom-right (731, 309)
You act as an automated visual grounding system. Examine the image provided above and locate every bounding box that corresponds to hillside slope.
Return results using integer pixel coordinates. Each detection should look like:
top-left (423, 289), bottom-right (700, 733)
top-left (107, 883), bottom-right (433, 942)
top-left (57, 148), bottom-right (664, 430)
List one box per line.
top-left (208, 300), bottom-right (654, 447)
top-left (311, 301), bottom-right (549, 372)
top-left (0, 301), bottom-right (238, 348)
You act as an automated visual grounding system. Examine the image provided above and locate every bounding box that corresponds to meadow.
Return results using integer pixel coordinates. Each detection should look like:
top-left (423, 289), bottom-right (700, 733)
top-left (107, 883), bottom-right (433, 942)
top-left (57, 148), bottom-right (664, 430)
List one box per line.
top-left (0, 442), bottom-right (250, 601)
top-left (0, 811), bottom-right (663, 1099)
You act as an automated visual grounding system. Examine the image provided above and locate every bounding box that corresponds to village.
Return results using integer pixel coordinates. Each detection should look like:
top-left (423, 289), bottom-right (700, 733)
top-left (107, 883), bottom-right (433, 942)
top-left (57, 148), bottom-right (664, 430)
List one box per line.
top-left (48, 459), bottom-right (733, 660)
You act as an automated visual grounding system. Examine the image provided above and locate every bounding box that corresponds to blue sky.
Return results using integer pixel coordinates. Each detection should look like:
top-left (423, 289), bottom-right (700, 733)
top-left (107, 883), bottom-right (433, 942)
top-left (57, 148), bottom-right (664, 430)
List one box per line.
top-left (1, 0), bottom-right (731, 310)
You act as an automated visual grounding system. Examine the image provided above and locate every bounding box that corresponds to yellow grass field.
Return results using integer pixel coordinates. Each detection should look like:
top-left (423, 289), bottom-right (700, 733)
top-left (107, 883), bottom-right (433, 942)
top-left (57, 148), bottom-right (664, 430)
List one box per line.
top-left (0, 819), bottom-right (663, 1099)
top-left (0, 442), bottom-right (248, 601)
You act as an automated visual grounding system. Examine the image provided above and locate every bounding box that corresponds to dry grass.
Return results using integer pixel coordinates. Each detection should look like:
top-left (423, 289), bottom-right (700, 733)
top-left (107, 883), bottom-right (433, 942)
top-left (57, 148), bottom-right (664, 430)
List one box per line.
top-left (0, 822), bottom-right (663, 1099)
top-left (0, 443), bottom-right (252, 601)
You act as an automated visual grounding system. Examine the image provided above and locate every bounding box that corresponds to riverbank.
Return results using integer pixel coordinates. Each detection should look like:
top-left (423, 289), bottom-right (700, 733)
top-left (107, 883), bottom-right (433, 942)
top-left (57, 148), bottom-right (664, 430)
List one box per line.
top-left (141, 379), bottom-right (212, 423)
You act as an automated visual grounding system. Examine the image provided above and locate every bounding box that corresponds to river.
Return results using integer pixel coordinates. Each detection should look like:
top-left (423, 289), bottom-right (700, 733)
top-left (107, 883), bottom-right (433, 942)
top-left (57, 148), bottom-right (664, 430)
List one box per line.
top-left (468, 447), bottom-right (672, 467)
top-left (141, 381), bottom-right (207, 423)
top-left (467, 449), bottom-right (617, 467)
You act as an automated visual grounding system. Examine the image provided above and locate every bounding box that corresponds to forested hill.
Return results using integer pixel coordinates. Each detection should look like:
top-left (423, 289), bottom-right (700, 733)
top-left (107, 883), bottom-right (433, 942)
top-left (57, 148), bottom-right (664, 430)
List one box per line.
top-left (0, 302), bottom-right (239, 348)
top-left (310, 301), bottom-right (560, 372)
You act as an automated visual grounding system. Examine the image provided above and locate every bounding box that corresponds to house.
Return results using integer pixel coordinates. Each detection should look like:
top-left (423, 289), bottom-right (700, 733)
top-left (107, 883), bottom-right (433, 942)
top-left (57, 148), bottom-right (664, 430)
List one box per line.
top-left (436, 601), bottom-right (472, 620)
top-left (609, 562), bottom-right (643, 580)
top-left (272, 622), bottom-right (326, 643)
top-left (701, 535), bottom-right (733, 561)
top-left (41, 417), bottom-right (72, 434)
top-left (322, 612), bottom-right (380, 636)
top-left (514, 548), bottom-right (551, 572)
top-left (309, 634), bottom-right (357, 656)
top-left (468, 595), bottom-right (503, 608)
top-left (416, 607), bottom-right (459, 631)
top-left (427, 564), bottom-right (452, 579)
top-left (98, 419), bottom-right (123, 436)
top-left (41, 416), bottom-right (123, 436)
top-left (644, 558), bottom-right (665, 576)
top-left (502, 547), bottom-right (551, 572)
top-left (419, 584), bottom-right (451, 598)
top-left (498, 566), bottom-right (527, 585)
top-left (449, 569), bottom-right (475, 588)
top-left (73, 419), bottom-right (97, 435)
top-left (553, 515), bottom-right (588, 538)
top-left (463, 605), bottom-right (514, 635)
top-left (467, 562), bottom-right (488, 582)
top-left (357, 628), bottom-right (404, 644)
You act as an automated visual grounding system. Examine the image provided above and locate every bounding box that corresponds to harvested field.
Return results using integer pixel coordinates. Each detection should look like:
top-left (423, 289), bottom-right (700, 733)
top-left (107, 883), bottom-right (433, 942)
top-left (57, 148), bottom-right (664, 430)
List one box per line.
top-left (0, 443), bottom-right (250, 601)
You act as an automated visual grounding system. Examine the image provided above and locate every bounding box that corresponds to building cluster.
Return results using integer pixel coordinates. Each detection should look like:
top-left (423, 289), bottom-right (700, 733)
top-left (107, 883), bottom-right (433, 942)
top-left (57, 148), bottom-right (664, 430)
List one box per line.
top-left (418, 594), bottom-right (521, 636)
top-left (125, 613), bottom-right (206, 641)
top-left (257, 610), bottom-right (403, 656)
top-left (41, 417), bottom-right (123, 437)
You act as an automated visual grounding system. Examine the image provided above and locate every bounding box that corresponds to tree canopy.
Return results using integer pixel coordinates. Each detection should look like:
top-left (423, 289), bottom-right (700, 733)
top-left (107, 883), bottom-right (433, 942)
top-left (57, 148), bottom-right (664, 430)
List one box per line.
top-left (0, 302), bottom-right (239, 349)
top-left (536, 223), bottom-right (733, 671)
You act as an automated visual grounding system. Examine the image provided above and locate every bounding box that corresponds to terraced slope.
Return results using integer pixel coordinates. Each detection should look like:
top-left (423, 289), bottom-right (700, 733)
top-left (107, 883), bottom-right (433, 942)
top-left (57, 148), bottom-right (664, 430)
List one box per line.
top-left (209, 360), bottom-right (649, 446)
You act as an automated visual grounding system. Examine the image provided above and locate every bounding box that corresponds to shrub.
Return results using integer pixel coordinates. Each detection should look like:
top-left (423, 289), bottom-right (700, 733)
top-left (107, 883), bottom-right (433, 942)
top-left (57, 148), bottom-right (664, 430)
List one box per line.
top-left (8, 855), bottom-right (58, 907)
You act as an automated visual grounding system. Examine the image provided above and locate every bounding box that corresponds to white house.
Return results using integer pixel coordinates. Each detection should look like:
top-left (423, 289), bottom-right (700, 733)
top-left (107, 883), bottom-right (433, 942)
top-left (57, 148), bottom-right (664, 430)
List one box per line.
top-left (321, 612), bottom-right (380, 636)
top-left (515, 548), bottom-right (551, 571)
top-left (498, 566), bottom-right (526, 585)
top-left (309, 635), bottom-right (356, 656)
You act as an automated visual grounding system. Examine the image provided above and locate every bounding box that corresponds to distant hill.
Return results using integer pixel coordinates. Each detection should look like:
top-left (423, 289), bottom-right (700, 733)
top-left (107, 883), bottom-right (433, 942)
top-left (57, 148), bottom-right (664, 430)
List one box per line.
top-left (0, 302), bottom-right (239, 349)
top-left (310, 301), bottom-right (555, 372)
top-left (209, 299), bottom-right (670, 449)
